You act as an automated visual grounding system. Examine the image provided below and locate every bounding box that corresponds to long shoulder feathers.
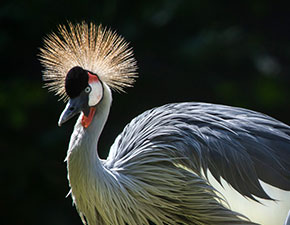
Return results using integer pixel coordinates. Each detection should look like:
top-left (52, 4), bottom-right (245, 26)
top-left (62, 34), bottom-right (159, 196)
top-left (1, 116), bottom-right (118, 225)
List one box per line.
top-left (39, 21), bottom-right (137, 100)
top-left (285, 210), bottom-right (290, 225)
top-left (106, 102), bottom-right (290, 201)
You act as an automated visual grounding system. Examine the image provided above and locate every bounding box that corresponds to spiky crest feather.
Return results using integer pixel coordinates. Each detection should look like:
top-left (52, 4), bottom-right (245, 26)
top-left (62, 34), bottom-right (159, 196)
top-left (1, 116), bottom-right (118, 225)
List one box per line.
top-left (39, 21), bottom-right (137, 101)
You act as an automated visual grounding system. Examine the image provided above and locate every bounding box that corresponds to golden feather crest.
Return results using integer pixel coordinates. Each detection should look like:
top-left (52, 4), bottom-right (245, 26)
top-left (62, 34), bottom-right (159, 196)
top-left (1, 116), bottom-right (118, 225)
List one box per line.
top-left (39, 21), bottom-right (138, 101)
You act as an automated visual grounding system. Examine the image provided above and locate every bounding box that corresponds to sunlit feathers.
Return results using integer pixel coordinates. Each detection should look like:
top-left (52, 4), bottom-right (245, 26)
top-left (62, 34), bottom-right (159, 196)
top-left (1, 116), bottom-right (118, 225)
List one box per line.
top-left (39, 21), bottom-right (137, 101)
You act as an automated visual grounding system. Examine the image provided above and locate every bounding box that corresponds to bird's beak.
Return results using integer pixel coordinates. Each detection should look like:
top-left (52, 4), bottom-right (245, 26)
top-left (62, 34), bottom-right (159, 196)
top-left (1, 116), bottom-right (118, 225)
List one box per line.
top-left (58, 97), bottom-right (83, 126)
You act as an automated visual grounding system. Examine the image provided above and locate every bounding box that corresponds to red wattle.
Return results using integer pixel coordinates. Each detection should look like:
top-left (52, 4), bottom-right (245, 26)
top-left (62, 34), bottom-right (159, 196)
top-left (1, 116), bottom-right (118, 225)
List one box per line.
top-left (81, 107), bottom-right (96, 128)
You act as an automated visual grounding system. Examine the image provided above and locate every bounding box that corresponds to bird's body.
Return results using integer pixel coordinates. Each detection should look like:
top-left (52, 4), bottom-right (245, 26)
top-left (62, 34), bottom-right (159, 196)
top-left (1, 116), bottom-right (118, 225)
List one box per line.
top-left (69, 95), bottom-right (290, 225)
top-left (40, 22), bottom-right (290, 225)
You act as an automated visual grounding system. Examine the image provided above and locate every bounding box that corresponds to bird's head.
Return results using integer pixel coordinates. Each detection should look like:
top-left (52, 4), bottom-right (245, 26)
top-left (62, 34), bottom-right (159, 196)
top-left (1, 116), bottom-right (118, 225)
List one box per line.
top-left (58, 66), bottom-right (103, 128)
top-left (39, 22), bottom-right (137, 128)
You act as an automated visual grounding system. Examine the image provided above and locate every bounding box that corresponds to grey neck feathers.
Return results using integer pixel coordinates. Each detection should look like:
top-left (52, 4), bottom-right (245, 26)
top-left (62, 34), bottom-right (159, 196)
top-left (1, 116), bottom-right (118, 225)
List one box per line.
top-left (66, 83), bottom-right (112, 197)
top-left (67, 82), bottom-right (112, 158)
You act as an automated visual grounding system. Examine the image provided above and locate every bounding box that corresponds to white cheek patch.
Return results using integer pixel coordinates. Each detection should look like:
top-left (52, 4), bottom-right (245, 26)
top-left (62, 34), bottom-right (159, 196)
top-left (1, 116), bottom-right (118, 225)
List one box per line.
top-left (88, 81), bottom-right (103, 106)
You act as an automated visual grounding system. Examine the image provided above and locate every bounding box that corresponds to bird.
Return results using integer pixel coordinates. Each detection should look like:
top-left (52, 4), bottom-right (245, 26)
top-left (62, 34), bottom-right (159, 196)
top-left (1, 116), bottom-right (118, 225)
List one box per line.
top-left (40, 21), bottom-right (290, 225)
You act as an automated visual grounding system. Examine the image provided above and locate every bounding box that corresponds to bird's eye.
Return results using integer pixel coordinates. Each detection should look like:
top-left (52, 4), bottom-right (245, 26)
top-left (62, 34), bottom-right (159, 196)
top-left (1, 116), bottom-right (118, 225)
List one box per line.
top-left (85, 86), bottom-right (91, 93)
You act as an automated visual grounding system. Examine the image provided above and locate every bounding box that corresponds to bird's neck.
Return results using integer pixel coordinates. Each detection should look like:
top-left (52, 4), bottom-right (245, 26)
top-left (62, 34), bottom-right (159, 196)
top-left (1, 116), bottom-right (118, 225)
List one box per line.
top-left (65, 83), bottom-right (112, 209)
top-left (67, 83), bottom-right (112, 160)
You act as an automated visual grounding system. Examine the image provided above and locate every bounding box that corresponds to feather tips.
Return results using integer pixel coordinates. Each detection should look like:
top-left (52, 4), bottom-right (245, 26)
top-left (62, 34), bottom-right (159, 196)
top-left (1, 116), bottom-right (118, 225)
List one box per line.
top-left (39, 21), bottom-right (137, 101)
top-left (106, 102), bottom-right (290, 199)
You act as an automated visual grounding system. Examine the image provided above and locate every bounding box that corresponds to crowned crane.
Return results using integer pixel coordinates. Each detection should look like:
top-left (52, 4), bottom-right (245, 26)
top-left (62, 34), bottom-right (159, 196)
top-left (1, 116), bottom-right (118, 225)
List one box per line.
top-left (40, 22), bottom-right (290, 225)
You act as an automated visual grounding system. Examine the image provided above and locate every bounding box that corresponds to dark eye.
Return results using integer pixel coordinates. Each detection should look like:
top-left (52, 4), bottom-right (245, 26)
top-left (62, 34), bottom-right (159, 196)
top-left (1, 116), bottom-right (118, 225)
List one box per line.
top-left (85, 86), bottom-right (91, 93)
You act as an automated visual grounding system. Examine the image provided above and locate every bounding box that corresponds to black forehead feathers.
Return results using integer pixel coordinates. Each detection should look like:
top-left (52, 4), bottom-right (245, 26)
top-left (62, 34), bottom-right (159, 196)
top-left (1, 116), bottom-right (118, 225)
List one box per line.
top-left (65, 66), bottom-right (88, 98)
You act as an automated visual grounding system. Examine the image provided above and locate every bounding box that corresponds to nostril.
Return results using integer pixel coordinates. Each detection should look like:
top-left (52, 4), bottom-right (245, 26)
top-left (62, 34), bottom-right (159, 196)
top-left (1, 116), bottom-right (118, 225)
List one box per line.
top-left (69, 107), bottom-right (75, 111)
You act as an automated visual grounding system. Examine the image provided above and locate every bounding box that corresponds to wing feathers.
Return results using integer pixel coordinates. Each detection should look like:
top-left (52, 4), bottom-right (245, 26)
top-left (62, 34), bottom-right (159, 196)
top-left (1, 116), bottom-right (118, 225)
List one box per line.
top-left (106, 102), bottom-right (290, 200)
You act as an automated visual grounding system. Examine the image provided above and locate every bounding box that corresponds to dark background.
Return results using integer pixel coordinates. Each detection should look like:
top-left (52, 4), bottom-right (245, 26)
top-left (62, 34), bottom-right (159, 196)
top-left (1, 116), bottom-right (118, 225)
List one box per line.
top-left (1, 1), bottom-right (290, 224)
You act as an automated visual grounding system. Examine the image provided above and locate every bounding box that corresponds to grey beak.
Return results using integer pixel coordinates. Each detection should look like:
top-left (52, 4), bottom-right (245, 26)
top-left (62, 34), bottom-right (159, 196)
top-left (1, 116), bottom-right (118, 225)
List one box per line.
top-left (58, 97), bottom-right (83, 126)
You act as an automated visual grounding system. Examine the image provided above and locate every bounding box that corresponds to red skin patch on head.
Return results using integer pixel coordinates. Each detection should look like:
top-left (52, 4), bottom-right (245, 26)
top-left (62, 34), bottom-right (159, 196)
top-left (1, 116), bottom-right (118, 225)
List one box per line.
top-left (81, 72), bottom-right (99, 128)
top-left (88, 72), bottom-right (99, 83)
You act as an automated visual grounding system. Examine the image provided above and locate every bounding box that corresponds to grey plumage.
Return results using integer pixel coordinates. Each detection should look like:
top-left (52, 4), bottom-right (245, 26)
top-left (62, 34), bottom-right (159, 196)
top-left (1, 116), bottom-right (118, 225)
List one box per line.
top-left (106, 102), bottom-right (290, 201)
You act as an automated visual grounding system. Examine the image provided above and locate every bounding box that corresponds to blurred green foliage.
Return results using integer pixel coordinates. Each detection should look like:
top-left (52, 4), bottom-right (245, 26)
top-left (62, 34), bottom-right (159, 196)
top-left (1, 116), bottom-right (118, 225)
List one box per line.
top-left (1, 0), bottom-right (290, 224)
